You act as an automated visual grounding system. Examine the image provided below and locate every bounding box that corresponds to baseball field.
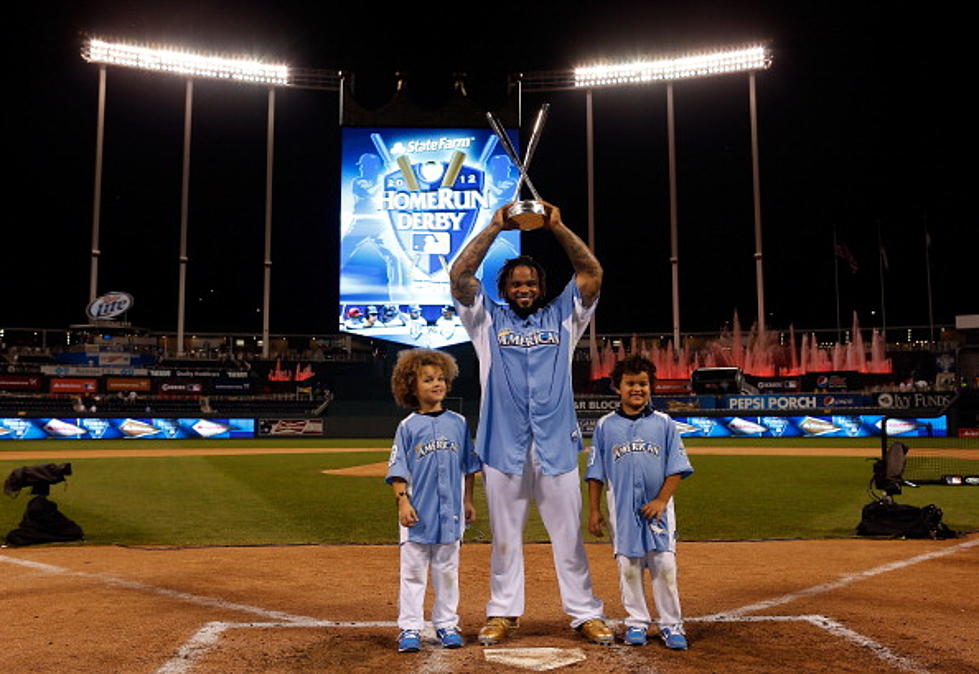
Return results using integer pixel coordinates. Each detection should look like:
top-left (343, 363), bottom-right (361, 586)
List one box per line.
top-left (2, 438), bottom-right (977, 672)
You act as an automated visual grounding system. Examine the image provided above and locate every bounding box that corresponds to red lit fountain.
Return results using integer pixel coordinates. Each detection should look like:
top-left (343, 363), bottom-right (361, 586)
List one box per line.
top-left (590, 311), bottom-right (892, 380)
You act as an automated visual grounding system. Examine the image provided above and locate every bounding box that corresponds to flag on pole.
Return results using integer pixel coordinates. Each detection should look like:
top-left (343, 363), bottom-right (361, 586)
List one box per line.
top-left (879, 242), bottom-right (889, 271)
top-left (834, 242), bottom-right (859, 273)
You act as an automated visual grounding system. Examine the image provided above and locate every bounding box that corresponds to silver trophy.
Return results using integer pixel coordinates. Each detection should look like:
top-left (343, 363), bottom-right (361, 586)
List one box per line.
top-left (486, 104), bottom-right (550, 230)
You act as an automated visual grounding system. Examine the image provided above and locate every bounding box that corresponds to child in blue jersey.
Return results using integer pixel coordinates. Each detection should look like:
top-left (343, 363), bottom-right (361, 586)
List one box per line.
top-left (586, 355), bottom-right (694, 650)
top-left (386, 348), bottom-right (481, 653)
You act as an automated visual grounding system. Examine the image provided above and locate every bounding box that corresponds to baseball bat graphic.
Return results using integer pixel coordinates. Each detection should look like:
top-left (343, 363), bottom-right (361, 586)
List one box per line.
top-left (440, 150), bottom-right (466, 188)
top-left (396, 155), bottom-right (421, 191)
top-left (478, 135), bottom-right (498, 165)
top-left (370, 133), bottom-right (393, 166)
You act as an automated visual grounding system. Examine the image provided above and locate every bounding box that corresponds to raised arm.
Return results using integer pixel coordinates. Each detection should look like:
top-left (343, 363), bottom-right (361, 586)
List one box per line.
top-left (449, 204), bottom-right (513, 306)
top-left (542, 202), bottom-right (603, 307)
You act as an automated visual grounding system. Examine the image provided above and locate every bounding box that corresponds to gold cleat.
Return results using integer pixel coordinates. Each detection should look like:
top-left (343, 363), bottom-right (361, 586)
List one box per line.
top-left (577, 618), bottom-right (614, 645)
top-left (478, 617), bottom-right (519, 646)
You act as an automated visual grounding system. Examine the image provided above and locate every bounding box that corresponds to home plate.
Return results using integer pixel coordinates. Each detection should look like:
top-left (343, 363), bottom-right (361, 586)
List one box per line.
top-left (483, 647), bottom-right (587, 671)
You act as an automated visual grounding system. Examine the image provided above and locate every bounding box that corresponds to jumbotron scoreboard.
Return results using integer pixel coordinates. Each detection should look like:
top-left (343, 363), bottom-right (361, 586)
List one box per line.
top-left (338, 127), bottom-right (521, 348)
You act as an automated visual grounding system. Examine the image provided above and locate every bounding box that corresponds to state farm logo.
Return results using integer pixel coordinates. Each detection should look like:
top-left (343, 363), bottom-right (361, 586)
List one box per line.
top-left (87, 292), bottom-right (134, 321)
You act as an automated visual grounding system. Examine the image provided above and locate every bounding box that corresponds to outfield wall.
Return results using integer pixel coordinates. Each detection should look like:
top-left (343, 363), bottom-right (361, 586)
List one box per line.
top-left (0, 412), bottom-right (948, 441)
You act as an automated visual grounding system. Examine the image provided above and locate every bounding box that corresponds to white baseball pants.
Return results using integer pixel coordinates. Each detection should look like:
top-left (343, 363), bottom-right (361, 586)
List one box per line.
top-left (616, 551), bottom-right (683, 629)
top-left (398, 540), bottom-right (460, 631)
top-left (482, 449), bottom-right (605, 627)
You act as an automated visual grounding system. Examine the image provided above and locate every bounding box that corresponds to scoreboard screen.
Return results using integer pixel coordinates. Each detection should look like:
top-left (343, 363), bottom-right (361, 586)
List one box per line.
top-left (338, 127), bottom-right (521, 348)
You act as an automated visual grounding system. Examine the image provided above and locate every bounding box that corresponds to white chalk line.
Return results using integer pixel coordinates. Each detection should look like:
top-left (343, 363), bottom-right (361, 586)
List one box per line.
top-left (0, 553), bottom-right (410, 672)
top-left (702, 536), bottom-right (979, 620)
top-left (690, 614), bottom-right (927, 674)
top-left (156, 619), bottom-right (400, 674)
top-left (0, 555), bottom-right (317, 623)
top-left (159, 615), bottom-right (920, 674)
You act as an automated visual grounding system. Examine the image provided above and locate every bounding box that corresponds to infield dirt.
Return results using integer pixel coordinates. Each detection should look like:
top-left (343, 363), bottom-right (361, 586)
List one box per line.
top-left (2, 444), bottom-right (976, 672)
top-left (2, 536), bottom-right (977, 673)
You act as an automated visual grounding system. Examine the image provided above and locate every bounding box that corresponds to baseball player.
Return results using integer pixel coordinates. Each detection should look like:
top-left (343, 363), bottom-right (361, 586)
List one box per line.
top-left (386, 348), bottom-right (481, 653)
top-left (586, 355), bottom-right (694, 649)
top-left (405, 305), bottom-right (430, 343)
top-left (435, 305), bottom-right (461, 340)
top-left (449, 201), bottom-right (613, 646)
top-left (343, 307), bottom-right (366, 330)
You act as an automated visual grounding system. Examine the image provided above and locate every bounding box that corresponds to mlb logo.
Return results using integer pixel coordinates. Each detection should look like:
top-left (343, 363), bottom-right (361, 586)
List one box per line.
top-left (412, 232), bottom-right (450, 255)
top-left (385, 161), bottom-right (486, 276)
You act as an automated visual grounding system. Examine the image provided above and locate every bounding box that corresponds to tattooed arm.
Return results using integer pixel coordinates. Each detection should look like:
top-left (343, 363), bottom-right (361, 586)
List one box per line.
top-left (449, 204), bottom-right (514, 307)
top-left (542, 202), bottom-right (603, 307)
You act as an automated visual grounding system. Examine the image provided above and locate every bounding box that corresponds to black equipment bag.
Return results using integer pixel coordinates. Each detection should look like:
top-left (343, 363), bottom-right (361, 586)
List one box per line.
top-left (4, 495), bottom-right (84, 546)
top-left (856, 500), bottom-right (957, 539)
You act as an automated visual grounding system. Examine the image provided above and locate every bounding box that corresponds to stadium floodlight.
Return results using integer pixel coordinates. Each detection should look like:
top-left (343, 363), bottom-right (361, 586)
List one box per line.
top-left (568, 43), bottom-right (772, 342)
top-left (83, 39), bottom-right (289, 86)
top-left (573, 45), bottom-right (770, 88)
top-left (81, 38), bottom-right (290, 356)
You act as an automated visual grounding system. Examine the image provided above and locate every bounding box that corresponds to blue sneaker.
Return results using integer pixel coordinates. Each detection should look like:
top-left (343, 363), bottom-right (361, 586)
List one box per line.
top-left (397, 629), bottom-right (421, 653)
top-left (436, 627), bottom-right (465, 649)
top-left (624, 626), bottom-right (648, 646)
top-left (660, 626), bottom-right (689, 650)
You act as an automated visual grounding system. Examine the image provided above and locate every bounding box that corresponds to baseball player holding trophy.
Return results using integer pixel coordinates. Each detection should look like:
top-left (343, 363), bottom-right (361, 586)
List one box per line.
top-left (449, 105), bottom-right (613, 646)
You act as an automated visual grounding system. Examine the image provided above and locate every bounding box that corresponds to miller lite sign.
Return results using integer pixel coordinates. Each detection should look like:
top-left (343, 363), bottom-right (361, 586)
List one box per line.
top-left (87, 291), bottom-right (134, 321)
top-left (339, 127), bottom-right (521, 348)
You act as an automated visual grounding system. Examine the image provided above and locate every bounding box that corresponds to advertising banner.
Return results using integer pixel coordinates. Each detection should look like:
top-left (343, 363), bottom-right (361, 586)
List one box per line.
top-left (574, 396), bottom-right (619, 436)
top-left (158, 381), bottom-right (203, 394)
top-left (804, 372), bottom-right (861, 391)
top-left (105, 377), bottom-right (152, 392)
top-left (339, 127), bottom-right (521, 348)
top-left (49, 378), bottom-right (98, 394)
top-left (753, 378), bottom-right (802, 393)
top-left (654, 395), bottom-right (712, 412)
top-left (653, 379), bottom-right (693, 394)
top-left (574, 395), bottom-right (712, 436)
top-left (212, 379), bottom-right (253, 393)
top-left (669, 414), bottom-right (947, 438)
top-left (0, 375), bottom-right (42, 391)
top-left (43, 365), bottom-right (149, 377)
top-left (725, 394), bottom-right (873, 411)
top-left (0, 418), bottom-right (255, 440)
top-left (258, 418), bottom-right (325, 437)
top-left (874, 392), bottom-right (955, 410)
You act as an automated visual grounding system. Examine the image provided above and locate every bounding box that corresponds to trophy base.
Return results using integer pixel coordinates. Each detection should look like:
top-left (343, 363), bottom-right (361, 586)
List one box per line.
top-left (507, 201), bottom-right (546, 230)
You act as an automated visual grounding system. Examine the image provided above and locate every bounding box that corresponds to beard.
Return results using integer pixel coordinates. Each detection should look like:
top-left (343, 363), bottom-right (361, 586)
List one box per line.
top-left (507, 297), bottom-right (543, 318)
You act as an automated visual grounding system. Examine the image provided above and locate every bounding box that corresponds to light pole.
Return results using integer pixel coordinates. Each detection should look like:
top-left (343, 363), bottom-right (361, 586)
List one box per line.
top-left (523, 45), bottom-right (772, 352)
top-left (81, 39), bottom-right (290, 355)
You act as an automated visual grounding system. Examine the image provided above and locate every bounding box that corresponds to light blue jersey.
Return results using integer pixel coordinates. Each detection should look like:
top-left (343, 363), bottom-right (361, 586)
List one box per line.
top-left (586, 407), bottom-right (694, 557)
top-left (455, 278), bottom-right (595, 476)
top-left (385, 410), bottom-right (481, 545)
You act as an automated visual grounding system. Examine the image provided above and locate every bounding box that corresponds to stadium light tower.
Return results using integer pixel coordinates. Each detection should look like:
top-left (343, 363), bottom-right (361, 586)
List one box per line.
top-left (82, 39), bottom-right (290, 357)
top-left (524, 44), bottom-right (772, 349)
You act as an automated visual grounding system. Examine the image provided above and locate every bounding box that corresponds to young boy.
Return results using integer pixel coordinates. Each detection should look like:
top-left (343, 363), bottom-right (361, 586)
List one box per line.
top-left (586, 354), bottom-right (694, 649)
top-left (386, 348), bottom-right (481, 653)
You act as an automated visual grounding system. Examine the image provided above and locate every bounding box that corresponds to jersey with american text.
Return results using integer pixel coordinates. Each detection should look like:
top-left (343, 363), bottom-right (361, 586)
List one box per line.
top-left (455, 278), bottom-right (595, 476)
top-left (586, 407), bottom-right (693, 556)
top-left (385, 410), bottom-right (481, 545)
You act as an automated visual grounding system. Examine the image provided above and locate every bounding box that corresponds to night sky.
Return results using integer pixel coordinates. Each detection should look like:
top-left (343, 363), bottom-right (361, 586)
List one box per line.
top-left (7, 2), bottom-right (972, 339)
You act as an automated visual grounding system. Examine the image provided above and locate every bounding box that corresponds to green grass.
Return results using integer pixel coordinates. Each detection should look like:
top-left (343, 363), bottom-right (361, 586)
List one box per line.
top-left (2, 447), bottom-right (975, 546)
